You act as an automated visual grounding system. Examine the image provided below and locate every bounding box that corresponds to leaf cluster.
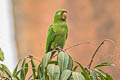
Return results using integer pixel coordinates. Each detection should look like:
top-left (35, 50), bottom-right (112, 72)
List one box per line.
top-left (0, 48), bottom-right (115, 80)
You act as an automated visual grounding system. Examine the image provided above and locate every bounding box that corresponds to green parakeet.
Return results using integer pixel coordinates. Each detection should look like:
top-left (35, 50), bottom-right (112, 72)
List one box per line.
top-left (45, 9), bottom-right (68, 55)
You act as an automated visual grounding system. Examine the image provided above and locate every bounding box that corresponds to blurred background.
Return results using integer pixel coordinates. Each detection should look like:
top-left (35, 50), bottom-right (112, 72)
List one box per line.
top-left (0, 0), bottom-right (17, 71)
top-left (1, 0), bottom-right (120, 79)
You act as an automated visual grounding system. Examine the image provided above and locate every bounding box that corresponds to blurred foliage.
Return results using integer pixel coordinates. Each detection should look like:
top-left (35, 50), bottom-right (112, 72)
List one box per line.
top-left (0, 48), bottom-right (4, 61)
top-left (0, 48), bottom-right (115, 80)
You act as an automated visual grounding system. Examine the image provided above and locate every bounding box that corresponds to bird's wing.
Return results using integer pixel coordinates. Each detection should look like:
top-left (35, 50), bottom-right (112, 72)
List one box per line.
top-left (45, 25), bottom-right (55, 53)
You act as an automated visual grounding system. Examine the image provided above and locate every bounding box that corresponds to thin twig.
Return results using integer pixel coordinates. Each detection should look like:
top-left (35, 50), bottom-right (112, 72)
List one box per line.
top-left (52, 42), bottom-right (90, 58)
top-left (64, 42), bottom-right (90, 51)
top-left (33, 58), bottom-right (41, 63)
top-left (87, 39), bottom-right (115, 69)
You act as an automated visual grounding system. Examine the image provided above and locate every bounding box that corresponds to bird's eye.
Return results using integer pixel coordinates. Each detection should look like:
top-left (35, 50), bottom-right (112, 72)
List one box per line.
top-left (57, 12), bottom-right (61, 15)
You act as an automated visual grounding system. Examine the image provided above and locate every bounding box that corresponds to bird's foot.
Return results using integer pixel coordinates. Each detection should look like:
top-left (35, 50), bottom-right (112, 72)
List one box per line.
top-left (55, 46), bottom-right (64, 52)
top-left (52, 47), bottom-right (64, 59)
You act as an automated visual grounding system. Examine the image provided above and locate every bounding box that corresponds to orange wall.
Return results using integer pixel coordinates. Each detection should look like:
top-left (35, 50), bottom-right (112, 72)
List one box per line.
top-left (13, 0), bottom-right (120, 79)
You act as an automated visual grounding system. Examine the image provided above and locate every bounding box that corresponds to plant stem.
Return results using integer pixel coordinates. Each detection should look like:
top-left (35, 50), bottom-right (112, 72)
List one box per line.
top-left (64, 42), bottom-right (90, 51)
top-left (87, 39), bottom-right (114, 69)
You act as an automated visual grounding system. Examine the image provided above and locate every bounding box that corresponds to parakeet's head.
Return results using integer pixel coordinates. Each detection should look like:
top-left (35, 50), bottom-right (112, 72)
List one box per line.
top-left (54, 9), bottom-right (67, 22)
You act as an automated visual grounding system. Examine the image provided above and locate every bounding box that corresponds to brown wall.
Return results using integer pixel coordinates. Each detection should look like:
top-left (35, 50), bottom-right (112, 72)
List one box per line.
top-left (12, 0), bottom-right (120, 79)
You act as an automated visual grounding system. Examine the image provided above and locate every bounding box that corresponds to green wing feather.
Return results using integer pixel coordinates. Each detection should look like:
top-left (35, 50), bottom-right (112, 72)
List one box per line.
top-left (45, 25), bottom-right (55, 53)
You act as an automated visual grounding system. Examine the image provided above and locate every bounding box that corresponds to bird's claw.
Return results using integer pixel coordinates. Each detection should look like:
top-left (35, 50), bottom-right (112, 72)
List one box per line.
top-left (55, 46), bottom-right (64, 52)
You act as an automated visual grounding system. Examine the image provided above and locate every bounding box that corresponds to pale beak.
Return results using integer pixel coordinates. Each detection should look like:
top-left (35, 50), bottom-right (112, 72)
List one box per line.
top-left (62, 12), bottom-right (67, 20)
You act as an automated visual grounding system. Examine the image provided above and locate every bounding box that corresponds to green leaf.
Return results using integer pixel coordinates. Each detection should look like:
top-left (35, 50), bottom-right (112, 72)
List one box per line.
top-left (57, 51), bottom-right (69, 73)
top-left (94, 68), bottom-right (114, 80)
top-left (14, 69), bottom-right (21, 79)
top-left (70, 76), bottom-right (74, 80)
top-left (72, 65), bottom-right (78, 72)
top-left (41, 52), bottom-right (52, 79)
top-left (24, 63), bottom-right (28, 78)
top-left (13, 59), bottom-right (22, 78)
top-left (95, 62), bottom-right (115, 68)
top-left (75, 61), bottom-right (90, 80)
top-left (105, 73), bottom-right (114, 80)
top-left (72, 72), bottom-right (85, 80)
top-left (0, 64), bottom-right (12, 78)
top-left (20, 58), bottom-right (26, 80)
top-left (67, 56), bottom-right (73, 70)
top-left (41, 52), bottom-right (52, 72)
top-left (30, 57), bottom-right (37, 79)
top-left (47, 64), bottom-right (60, 80)
top-left (37, 64), bottom-right (41, 79)
top-left (97, 73), bottom-right (106, 80)
top-left (12, 77), bottom-right (19, 80)
top-left (60, 70), bottom-right (71, 80)
top-left (46, 74), bottom-right (49, 80)
top-left (48, 60), bottom-right (58, 65)
top-left (0, 48), bottom-right (4, 61)
top-left (94, 68), bottom-right (106, 77)
top-left (90, 70), bottom-right (98, 80)
top-left (0, 67), bottom-right (10, 79)
top-left (12, 63), bottom-right (19, 77)
top-left (22, 58), bottom-right (26, 68)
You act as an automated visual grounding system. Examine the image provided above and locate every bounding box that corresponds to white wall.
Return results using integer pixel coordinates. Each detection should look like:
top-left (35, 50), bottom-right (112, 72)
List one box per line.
top-left (0, 0), bottom-right (17, 71)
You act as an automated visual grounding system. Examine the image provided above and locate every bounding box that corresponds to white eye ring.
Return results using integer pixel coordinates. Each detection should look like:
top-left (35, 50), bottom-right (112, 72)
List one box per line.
top-left (57, 12), bottom-right (61, 15)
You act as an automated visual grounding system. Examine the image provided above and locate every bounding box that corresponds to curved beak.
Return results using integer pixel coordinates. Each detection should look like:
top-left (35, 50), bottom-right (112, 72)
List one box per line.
top-left (62, 12), bottom-right (67, 21)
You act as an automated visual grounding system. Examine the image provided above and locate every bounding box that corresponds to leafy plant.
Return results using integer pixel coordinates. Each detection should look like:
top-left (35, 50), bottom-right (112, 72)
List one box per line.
top-left (0, 40), bottom-right (115, 80)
